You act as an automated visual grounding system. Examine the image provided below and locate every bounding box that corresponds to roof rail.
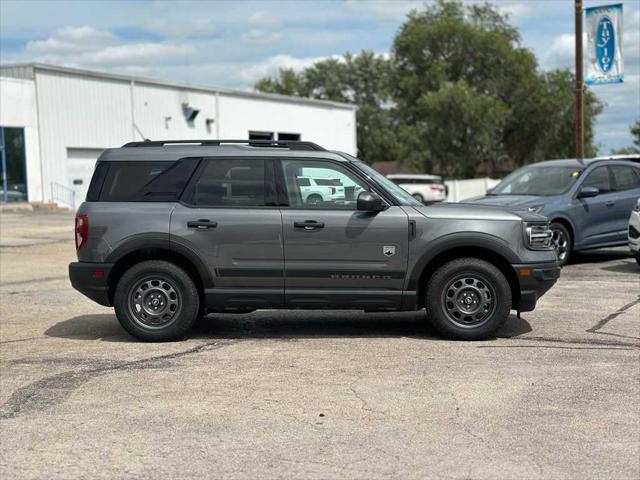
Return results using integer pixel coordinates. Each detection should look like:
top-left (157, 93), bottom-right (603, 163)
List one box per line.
top-left (120, 139), bottom-right (326, 151)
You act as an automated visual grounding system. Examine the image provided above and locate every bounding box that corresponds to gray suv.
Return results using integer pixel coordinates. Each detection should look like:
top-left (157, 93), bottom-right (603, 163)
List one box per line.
top-left (69, 140), bottom-right (560, 342)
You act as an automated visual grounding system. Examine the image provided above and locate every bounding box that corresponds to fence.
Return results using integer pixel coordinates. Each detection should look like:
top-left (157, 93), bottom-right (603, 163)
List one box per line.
top-left (50, 182), bottom-right (76, 210)
top-left (445, 177), bottom-right (501, 202)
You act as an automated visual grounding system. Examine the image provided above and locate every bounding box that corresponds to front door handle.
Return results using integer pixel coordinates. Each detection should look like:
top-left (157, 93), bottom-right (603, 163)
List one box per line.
top-left (187, 219), bottom-right (217, 229)
top-left (605, 200), bottom-right (616, 207)
top-left (294, 220), bottom-right (325, 230)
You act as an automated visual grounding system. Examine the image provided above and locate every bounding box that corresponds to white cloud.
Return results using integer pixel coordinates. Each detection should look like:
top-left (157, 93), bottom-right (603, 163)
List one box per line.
top-left (248, 11), bottom-right (281, 29)
top-left (144, 17), bottom-right (218, 39)
top-left (239, 53), bottom-right (336, 83)
top-left (497, 3), bottom-right (533, 22)
top-left (83, 43), bottom-right (194, 66)
top-left (242, 30), bottom-right (283, 45)
top-left (26, 26), bottom-right (116, 55)
top-left (344, 0), bottom-right (421, 23)
top-left (24, 25), bottom-right (194, 68)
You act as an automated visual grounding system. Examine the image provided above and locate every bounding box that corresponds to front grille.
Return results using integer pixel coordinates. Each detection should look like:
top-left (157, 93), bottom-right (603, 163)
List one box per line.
top-left (629, 225), bottom-right (640, 239)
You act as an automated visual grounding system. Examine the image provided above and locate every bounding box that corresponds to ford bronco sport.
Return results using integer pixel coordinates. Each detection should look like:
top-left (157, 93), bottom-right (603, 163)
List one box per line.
top-left (69, 140), bottom-right (560, 341)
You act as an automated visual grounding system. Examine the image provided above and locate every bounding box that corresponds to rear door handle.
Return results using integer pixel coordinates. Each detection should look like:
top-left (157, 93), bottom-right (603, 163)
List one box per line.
top-left (187, 219), bottom-right (217, 229)
top-left (294, 220), bottom-right (325, 230)
top-left (605, 200), bottom-right (616, 207)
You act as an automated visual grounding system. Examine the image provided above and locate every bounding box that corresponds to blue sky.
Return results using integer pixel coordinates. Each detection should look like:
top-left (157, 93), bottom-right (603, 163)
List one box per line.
top-left (1, 0), bottom-right (638, 153)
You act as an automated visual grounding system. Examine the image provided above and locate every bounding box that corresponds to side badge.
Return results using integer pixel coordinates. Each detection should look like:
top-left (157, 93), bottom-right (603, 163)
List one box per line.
top-left (383, 246), bottom-right (396, 257)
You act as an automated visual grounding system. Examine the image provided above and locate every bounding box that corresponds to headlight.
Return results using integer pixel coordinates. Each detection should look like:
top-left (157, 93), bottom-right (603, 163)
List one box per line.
top-left (528, 205), bottom-right (544, 214)
top-left (524, 222), bottom-right (553, 250)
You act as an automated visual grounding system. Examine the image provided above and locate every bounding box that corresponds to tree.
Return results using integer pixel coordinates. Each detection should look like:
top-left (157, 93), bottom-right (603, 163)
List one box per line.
top-left (255, 52), bottom-right (398, 165)
top-left (255, 0), bottom-right (603, 177)
top-left (611, 120), bottom-right (640, 154)
top-left (392, 0), bottom-right (602, 174)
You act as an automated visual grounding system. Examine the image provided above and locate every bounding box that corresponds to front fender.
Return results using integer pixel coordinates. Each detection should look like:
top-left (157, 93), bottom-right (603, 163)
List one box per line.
top-left (406, 232), bottom-right (520, 291)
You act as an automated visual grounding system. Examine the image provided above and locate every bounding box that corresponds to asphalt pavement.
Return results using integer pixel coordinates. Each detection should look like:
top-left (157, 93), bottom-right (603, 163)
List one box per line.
top-left (0, 211), bottom-right (638, 479)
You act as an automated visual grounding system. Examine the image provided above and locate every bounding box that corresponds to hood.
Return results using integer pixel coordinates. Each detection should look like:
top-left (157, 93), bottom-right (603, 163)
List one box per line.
top-left (462, 194), bottom-right (544, 208)
top-left (412, 202), bottom-right (547, 223)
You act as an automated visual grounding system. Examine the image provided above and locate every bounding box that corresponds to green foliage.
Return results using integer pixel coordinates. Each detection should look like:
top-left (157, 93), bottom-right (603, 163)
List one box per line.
top-left (255, 0), bottom-right (604, 177)
top-left (610, 120), bottom-right (640, 154)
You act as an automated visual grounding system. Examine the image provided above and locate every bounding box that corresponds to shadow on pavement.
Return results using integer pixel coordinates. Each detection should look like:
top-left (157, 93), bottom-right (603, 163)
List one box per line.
top-left (48, 312), bottom-right (532, 343)
top-left (570, 248), bottom-right (631, 265)
top-left (600, 260), bottom-right (640, 275)
top-left (45, 314), bottom-right (133, 342)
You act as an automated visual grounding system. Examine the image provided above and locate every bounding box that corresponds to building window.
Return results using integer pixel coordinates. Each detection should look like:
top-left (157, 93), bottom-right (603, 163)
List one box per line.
top-left (249, 131), bottom-right (274, 141)
top-left (278, 132), bottom-right (301, 141)
top-left (0, 127), bottom-right (27, 203)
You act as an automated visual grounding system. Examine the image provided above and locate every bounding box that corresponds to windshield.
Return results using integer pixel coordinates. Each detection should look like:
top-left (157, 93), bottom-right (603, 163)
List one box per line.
top-left (492, 166), bottom-right (582, 196)
top-left (352, 161), bottom-right (422, 206)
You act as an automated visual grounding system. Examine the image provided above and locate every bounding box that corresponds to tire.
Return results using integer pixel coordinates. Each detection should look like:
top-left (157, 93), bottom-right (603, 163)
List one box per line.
top-left (550, 222), bottom-right (572, 265)
top-left (425, 258), bottom-right (512, 340)
top-left (306, 194), bottom-right (323, 206)
top-left (412, 193), bottom-right (425, 204)
top-left (114, 260), bottom-right (200, 342)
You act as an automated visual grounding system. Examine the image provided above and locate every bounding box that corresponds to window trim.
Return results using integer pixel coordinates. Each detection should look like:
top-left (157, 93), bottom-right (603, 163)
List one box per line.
top-left (275, 157), bottom-right (395, 210)
top-left (179, 156), bottom-right (277, 209)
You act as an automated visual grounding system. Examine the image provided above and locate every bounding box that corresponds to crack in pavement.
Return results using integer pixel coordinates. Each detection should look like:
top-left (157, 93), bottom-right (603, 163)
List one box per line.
top-left (0, 340), bottom-right (237, 420)
top-left (587, 295), bottom-right (640, 335)
top-left (508, 335), bottom-right (639, 349)
top-left (0, 276), bottom-right (68, 287)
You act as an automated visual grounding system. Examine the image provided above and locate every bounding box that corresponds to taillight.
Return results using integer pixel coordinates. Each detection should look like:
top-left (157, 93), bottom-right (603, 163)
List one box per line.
top-left (75, 214), bottom-right (89, 250)
top-left (329, 187), bottom-right (336, 194)
top-left (430, 185), bottom-right (444, 191)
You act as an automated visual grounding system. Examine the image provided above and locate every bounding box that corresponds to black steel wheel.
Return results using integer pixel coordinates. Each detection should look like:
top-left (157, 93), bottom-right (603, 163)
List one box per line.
top-left (114, 260), bottom-right (199, 341)
top-left (441, 274), bottom-right (497, 328)
top-left (426, 257), bottom-right (511, 340)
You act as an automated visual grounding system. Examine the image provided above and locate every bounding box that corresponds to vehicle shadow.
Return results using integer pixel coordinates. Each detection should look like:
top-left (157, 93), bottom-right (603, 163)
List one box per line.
top-left (44, 314), bottom-right (134, 342)
top-left (47, 311), bottom-right (532, 343)
top-left (570, 247), bottom-right (631, 265)
top-left (599, 260), bottom-right (639, 274)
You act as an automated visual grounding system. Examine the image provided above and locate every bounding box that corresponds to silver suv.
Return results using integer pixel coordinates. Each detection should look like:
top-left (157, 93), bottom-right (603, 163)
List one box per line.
top-left (69, 140), bottom-right (560, 341)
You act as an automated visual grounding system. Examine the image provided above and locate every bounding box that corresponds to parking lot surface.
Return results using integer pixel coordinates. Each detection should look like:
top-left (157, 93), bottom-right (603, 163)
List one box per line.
top-left (1, 210), bottom-right (638, 479)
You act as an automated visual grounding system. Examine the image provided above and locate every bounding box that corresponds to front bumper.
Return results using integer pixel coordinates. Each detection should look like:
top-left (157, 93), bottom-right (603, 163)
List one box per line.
top-left (512, 261), bottom-right (561, 312)
top-left (69, 262), bottom-right (114, 306)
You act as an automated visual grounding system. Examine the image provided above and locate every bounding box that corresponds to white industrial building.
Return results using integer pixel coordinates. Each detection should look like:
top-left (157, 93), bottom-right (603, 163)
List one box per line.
top-left (0, 63), bottom-right (357, 208)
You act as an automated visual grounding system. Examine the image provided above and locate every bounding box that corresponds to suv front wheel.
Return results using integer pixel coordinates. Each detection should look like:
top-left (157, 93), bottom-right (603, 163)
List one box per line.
top-left (425, 258), bottom-right (511, 340)
top-left (114, 260), bottom-right (200, 342)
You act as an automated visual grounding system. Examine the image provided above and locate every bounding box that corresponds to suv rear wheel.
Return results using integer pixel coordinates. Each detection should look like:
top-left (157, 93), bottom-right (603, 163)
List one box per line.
top-left (425, 258), bottom-right (511, 340)
top-left (114, 260), bottom-right (200, 341)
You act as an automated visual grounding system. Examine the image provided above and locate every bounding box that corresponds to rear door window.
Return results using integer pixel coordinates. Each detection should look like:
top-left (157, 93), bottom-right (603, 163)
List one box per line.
top-left (610, 166), bottom-right (640, 191)
top-left (188, 159), bottom-right (266, 207)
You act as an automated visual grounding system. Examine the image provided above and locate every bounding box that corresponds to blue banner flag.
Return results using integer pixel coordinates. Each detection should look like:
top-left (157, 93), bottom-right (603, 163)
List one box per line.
top-left (586, 3), bottom-right (624, 85)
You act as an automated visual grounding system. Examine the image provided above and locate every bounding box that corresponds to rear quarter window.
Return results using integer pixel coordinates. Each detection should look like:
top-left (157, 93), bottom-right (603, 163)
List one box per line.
top-left (98, 159), bottom-right (199, 202)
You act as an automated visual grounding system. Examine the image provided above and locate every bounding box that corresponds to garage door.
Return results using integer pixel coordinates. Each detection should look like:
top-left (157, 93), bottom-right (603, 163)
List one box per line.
top-left (67, 148), bottom-right (103, 208)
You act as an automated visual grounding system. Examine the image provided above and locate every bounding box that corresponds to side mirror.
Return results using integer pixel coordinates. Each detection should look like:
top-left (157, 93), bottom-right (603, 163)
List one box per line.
top-left (357, 191), bottom-right (385, 212)
top-left (578, 186), bottom-right (600, 198)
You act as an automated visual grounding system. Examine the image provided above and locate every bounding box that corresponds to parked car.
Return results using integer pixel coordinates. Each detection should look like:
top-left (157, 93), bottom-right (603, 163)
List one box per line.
top-left (386, 174), bottom-right (448, 203)
top-left (297, 176), bottom-right (345, 205)
top-left (629, 198), bottom-right (640, 266)
top-left (69, 139), bottom-right (559, 342)
top-left (464, 155), bottom-right (640, 265)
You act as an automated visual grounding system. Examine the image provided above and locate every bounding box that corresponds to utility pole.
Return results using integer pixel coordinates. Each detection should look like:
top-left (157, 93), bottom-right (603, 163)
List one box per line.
top-left (575, 0), bottom-right (584, 158)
